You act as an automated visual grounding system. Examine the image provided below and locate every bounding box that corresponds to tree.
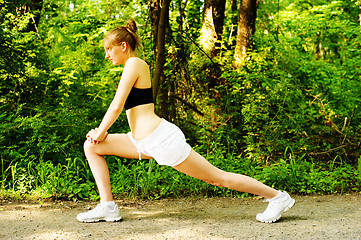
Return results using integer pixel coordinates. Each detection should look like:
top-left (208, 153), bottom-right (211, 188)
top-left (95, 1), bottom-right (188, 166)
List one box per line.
top-left (26, 0), bottom-right (43, 33)
top-left (234, 0), bottom-right (257, 67)
top-left (149, 0), bottom-right (171, 104)
top-left (0, 0), bottom-right (51, 110)
top-left (7, 0), bottom-right (44, 35)
top-left (359, 0), bottom-right (361, 25)
top-left (199, 0), bottom-right (226, 57)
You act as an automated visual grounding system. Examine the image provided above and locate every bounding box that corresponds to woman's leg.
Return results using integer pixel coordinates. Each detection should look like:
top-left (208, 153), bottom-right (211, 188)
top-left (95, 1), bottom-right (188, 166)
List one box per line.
top-left (83, 133), bottom-right (151, 202)
top-left (172, 149), bottom-right (279, 199)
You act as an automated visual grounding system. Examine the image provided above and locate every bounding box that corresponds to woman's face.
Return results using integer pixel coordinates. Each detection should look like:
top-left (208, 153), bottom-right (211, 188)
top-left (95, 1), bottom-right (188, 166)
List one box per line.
top-left (104, 43), bottom-right (126, 66)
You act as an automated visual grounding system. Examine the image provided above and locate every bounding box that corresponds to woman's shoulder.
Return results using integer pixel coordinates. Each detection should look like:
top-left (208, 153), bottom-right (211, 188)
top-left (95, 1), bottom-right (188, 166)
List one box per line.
top-left (124, 57), bottom-right (150, 84)
top-left (126, 57), bottom-right (149, 68)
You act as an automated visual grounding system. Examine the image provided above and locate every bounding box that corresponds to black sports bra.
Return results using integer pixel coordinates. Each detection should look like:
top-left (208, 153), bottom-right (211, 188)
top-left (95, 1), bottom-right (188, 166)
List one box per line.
top-left (124, 87), bottom-right (154, 111)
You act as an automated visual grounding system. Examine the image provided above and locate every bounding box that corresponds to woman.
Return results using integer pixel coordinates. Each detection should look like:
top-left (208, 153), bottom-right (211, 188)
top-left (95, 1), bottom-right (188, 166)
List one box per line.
top-left (76, 19), bottom-right (295, 224)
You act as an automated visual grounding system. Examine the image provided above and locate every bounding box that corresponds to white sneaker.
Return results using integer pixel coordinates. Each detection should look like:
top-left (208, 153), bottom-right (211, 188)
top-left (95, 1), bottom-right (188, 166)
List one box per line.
top-left (256, 191), bottom-right (295, 223)
top-left (77, 203), bottom-right (122, 223)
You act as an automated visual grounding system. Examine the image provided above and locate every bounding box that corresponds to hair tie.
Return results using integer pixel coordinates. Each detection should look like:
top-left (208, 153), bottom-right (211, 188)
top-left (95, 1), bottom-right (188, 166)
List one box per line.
top-left (125, 26), bottom-right (134, 34)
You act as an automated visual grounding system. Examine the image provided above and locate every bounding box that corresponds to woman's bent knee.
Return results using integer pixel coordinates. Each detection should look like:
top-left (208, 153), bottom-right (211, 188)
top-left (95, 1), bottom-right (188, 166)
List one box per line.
top-left (84, 140), bottom-right (98, 155)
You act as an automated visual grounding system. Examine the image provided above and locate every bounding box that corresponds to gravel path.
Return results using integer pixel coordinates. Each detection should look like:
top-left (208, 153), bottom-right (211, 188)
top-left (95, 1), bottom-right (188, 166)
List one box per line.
top-left (1, 193), bottom-right (360, 239)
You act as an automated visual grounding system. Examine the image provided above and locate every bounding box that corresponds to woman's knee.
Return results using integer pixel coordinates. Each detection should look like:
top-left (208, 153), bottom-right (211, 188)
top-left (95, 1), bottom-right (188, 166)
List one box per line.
top-left (84, 140), bottom-right (98, 155)
top-left (204, 169), bottom-right (228, 188)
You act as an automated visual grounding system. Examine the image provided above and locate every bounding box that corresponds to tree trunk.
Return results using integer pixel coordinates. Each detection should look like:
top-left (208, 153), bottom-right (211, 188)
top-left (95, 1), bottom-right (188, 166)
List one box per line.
top-left (200, 0), bottom-right (226, 57)
top-left (149, 0), bottom-right (171, 119)
top-left (149, 0), bottom-right (160, 56)
top-left (12, 0), bottom-right (43, 33)
top-left (359, 0), bottom-right (361, 25)
top-left (231, 0), bottom-right (238, 24)
top-left (25, 0), bottom-right (43, 33)
top-left (150, 0), bottom-right (170, 102)
top-left (227, 0), bottom-right (239, 48)
top-left (234, 0), bottom-right (257, 68)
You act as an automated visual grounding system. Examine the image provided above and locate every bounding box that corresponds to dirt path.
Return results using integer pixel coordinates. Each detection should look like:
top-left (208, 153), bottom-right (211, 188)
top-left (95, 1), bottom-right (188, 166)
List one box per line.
top-left (1, 193), bottom-right (360, 240)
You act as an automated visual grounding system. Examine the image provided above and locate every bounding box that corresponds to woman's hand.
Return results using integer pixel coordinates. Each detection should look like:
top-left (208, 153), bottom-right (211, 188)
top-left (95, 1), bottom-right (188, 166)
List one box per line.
top-left (86, 128), bottom-right (108, 144)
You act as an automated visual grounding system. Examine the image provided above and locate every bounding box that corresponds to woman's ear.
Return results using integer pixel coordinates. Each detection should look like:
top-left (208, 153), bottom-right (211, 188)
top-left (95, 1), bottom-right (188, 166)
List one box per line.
top-left (121, 42), bottom-right (128, 52)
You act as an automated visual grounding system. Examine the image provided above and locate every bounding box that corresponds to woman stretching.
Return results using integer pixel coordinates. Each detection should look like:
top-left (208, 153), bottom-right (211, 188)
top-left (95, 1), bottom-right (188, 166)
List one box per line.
top-left (77, 19), bottom-right (295, 224)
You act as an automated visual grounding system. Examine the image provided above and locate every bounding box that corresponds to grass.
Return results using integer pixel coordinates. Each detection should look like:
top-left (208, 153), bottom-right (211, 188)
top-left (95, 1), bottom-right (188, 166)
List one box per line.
top-left (1, 149), bottom-right (360, 201)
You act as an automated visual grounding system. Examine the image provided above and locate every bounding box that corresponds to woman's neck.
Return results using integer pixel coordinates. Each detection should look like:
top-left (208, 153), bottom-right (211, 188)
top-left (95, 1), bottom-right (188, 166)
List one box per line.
top-left (124, 52), bottom-right (136, 64)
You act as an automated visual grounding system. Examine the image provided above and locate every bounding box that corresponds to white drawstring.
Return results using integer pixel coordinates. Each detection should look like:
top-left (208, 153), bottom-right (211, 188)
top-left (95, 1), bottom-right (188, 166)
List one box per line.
top-left (127, 133), bottom-right (143, 160)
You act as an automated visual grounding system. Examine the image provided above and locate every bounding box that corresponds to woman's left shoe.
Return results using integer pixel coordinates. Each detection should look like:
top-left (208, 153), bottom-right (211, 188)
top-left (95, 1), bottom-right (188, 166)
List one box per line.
top-left (77, 203), bottom-right (122, 223)
top-left (256, 191), bottom-right (295, 223)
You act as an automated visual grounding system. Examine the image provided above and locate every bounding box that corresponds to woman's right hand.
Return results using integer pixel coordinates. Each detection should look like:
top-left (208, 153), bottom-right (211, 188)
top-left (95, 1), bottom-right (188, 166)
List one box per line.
top-left (86, 128), bottom-right (108, 144)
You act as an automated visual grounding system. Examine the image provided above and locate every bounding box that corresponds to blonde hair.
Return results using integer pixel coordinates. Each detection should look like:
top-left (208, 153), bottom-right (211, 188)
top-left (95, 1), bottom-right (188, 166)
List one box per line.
top-left (103, 19), bottom-right (140, 51)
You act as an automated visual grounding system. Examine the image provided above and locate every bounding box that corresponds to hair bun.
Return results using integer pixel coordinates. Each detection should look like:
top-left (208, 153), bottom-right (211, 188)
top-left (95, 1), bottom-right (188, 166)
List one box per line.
top-left (126, 19), bottom-right (137, 34)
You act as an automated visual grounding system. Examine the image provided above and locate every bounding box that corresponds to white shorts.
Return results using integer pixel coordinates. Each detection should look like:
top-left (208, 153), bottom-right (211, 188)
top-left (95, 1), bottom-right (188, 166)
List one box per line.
top-left (127, 119), bottom-right (192, 166)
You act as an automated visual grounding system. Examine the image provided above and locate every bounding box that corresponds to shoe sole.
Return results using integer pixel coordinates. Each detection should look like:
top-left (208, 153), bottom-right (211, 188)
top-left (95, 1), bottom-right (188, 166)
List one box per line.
top-left (78, 216), bottom-right (123, 223)
top-left (257, 198), bottom-right (295, 223)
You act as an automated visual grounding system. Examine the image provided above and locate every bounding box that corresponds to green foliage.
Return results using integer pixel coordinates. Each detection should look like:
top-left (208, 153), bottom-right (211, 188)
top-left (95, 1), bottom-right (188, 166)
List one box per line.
top-left (1, 0), bottom-right (360, 200)
top-left (253, 148), bottom-right (359, 194)
top-left (198, 0), bottom-right (361, 163)
top-left (2, 146), bottom-right (359, 200)
top-left (358, 156), bottom-right (361, 183)
top-left (1, 157), bottom-right (97, 200)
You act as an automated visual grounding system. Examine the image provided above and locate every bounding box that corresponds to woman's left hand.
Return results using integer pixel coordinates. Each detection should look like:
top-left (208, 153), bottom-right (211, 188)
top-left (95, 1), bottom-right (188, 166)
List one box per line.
top-left (86, 128), bottom-right (108, 144)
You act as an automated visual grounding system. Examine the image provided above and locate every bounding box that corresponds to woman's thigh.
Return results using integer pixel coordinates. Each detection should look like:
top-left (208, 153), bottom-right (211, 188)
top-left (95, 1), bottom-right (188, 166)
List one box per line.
top-left (86, 133), bottom-right (152, 159)
top-left (172, 149), bottom-right (224, 182)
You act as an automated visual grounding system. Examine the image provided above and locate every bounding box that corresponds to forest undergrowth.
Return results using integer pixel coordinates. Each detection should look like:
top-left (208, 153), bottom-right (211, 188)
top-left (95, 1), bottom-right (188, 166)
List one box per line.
top-left (1, 0), bottom-right (360, 200)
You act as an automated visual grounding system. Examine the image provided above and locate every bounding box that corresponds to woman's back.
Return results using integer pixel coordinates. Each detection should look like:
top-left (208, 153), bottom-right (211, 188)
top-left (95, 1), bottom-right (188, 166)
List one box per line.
top-left (125, 57), bottom-right (162, 140)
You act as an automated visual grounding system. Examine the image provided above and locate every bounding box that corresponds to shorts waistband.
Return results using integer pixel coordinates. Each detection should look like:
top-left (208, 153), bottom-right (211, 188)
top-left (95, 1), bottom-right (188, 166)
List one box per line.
top-left (127, 119), bottom-right (168, 159)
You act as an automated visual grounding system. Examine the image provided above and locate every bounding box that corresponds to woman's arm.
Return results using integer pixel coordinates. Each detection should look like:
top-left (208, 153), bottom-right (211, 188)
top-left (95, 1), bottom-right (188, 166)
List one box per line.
top-left (87, 58), bottom-right (141, 143)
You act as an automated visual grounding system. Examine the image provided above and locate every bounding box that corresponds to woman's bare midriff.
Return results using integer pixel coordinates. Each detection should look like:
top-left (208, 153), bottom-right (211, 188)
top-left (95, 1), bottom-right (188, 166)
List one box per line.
top-left (126, 103), bottom-right (162, 140)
